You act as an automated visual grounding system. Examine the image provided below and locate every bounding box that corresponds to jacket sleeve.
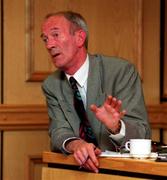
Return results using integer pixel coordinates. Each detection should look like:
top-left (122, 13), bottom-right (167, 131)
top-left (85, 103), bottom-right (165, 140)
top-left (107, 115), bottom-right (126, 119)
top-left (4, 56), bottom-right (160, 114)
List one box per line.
top-left (112, 63), bottom-right (151, 145)
top-left (41, 81), bottom-right (77, 152)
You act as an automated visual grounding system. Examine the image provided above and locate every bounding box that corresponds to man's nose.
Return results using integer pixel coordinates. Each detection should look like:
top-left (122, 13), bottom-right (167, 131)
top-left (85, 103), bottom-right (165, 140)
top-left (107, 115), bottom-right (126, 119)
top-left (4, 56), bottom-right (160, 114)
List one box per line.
top-left (46, 38), bottom-right (56, 49)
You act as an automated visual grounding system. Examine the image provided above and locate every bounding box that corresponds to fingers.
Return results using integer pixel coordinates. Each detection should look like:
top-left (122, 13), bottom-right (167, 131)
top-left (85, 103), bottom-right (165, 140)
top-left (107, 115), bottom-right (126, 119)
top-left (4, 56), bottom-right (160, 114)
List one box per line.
top-left (84, 158), bottom-right (99, 173)
top-left (105, 103), bottom-right (126, 118)
top-left (120, 109), bottom-right (126, 119)
top-left (114, 100), bottom-right (122, 111)
top-left (73, 142), bottom-right (100, 173)
top-left (74, 148), bottom-right (89, 165)
top-left (91, 95), bottom-right (125, 115)
top-left (81, 146), bottom-right (100, 173)
top-left (95, 147), bottom-right (102, 156)
top-left (106, 96), bottom-right (122, 110)
top-left (104, 95), bottom-right (112, 105)
top-left (89, 147), bottom-right (99, 167)
top-left (90, 104), bottom-right (98, 113)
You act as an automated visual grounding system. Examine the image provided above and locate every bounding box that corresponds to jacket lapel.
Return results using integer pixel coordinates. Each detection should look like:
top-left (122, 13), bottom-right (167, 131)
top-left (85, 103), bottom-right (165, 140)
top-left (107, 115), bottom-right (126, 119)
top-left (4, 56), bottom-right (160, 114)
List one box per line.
top-left (59, 73), bottom-right (80, 136)
top-left (86, 55), bottom-right (106, 143)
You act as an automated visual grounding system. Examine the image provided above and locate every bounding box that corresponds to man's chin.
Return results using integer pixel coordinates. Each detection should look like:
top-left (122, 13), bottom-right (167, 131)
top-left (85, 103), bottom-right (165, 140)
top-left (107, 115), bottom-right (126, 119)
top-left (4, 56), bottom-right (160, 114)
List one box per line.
top-left (53, 62), bottom-right (64, 69)
top-left (52, 58), bottom-right (61, 66)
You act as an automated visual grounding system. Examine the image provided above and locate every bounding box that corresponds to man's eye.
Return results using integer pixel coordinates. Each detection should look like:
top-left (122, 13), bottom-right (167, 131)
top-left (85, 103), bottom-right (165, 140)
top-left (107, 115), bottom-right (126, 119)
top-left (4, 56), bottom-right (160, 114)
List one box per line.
top-left (42, 37), bottom-right (48, 43)
top-left (52, 32), bottom-right (59, 38)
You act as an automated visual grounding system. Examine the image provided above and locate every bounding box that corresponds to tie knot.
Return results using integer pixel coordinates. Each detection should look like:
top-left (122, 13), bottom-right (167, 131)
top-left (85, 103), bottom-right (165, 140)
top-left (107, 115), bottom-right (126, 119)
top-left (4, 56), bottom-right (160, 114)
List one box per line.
top-left (69, 77), bottom-right (78, 90)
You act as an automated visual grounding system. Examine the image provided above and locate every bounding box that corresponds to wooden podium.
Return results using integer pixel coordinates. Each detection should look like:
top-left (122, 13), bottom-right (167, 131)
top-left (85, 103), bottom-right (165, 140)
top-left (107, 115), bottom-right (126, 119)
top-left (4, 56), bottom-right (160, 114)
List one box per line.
top-left (42, 151), bottom-right (167, 180)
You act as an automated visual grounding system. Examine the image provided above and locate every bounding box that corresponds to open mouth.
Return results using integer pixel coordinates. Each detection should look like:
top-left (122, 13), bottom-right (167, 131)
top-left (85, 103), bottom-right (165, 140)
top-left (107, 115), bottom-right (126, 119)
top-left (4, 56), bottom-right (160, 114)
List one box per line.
top-left (52, 53), bottom-right (61, 58)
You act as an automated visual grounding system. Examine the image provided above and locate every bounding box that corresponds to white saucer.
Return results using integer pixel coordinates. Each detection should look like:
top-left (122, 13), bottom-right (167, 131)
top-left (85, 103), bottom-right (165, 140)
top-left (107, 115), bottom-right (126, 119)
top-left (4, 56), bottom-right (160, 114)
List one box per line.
top-left (130, 152), bottom-right (158, 159)
top-left (100, 151), bottom-right (158, 159)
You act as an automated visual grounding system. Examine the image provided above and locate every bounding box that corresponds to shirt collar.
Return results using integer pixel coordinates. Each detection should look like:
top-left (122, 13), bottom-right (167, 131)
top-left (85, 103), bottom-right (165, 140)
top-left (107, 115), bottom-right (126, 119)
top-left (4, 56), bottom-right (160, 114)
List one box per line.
top-left (66, 54), bottom-right (89, 87)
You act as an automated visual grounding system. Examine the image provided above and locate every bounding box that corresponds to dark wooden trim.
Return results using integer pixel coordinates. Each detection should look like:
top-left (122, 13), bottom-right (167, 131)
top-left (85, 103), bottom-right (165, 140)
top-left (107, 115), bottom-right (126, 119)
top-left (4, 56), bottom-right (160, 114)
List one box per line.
top-left (0, 104), bottom-right (166, 130)
top-left (147, 103), bottom-right (167, 128)
top-left (0, 132), bottom-right (2, 180)
top-left (26, 72), bottom-right (51, 82)
top-left (0, 105), bottom-right (48, 130)
top-left (161, 0), bottom-right (167, 101)
top-left (27, 154), bottom-right (43, 180)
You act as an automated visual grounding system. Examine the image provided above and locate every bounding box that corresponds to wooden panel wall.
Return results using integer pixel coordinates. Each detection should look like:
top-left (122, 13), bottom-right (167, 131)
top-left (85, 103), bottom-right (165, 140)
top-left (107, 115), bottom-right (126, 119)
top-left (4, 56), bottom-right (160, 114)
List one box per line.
top-left (3, 130), bottom-right (49, 180)
top-left (142, 0), bottom-right (160, 104)
top-left (0, 0), bottom-right (2, 102)
top-left (3, 0), bottom-right (45, 104)
top-left (26, 0), bottom-right (143, 81)
top-left (163, 0), bottom-right (167, 99)
top-left (4, 0), bottom-right (143, 104)
top-left (1, 0), bottom-right (163, 180)
top-left (3, 0), bottom-right (161, 105)
top-left (0, 1), bottom-right (2, 179)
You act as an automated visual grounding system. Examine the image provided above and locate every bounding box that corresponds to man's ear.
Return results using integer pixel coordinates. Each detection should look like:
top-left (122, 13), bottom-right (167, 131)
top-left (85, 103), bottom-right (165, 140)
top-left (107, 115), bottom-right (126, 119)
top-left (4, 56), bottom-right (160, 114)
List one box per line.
top-left (75, 30), bottom-right (86, 47)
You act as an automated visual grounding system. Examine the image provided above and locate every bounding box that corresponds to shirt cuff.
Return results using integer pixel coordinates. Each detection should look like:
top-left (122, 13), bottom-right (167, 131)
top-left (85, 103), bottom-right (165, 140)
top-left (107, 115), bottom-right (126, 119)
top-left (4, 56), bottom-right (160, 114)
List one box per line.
top-left (62, 137), bottom-right (81, 154)
top-left (108, 120), bottom-right (125, 141)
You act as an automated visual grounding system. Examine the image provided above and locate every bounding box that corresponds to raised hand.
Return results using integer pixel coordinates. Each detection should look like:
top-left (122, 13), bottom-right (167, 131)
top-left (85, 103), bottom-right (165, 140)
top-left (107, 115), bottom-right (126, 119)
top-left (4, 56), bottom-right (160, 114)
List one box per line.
top-left (90, 95), bottom-right (126, 134)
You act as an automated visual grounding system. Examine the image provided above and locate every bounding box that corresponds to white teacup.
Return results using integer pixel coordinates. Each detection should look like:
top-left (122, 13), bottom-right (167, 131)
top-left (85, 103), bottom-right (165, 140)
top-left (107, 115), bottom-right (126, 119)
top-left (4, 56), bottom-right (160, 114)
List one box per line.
top-left (125, 139), bottom-right (151, 158)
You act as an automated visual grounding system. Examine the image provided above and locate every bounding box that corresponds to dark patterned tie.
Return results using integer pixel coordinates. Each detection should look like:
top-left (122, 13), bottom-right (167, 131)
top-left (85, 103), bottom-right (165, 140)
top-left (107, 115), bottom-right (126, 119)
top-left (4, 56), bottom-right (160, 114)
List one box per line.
top-left (69, 77), bottom-right (97, 145)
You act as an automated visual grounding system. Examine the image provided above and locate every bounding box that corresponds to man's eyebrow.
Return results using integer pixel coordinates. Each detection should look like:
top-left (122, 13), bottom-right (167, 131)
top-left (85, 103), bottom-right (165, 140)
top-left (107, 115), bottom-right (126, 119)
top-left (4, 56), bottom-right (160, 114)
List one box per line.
top-left (40, 27), bottom-right (60, 38)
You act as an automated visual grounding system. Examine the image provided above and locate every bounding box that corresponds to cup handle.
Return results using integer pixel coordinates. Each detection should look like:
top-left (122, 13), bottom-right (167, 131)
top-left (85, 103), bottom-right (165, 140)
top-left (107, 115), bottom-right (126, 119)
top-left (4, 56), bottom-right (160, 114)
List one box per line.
top-left (125, 141), bottom-right (130, 151)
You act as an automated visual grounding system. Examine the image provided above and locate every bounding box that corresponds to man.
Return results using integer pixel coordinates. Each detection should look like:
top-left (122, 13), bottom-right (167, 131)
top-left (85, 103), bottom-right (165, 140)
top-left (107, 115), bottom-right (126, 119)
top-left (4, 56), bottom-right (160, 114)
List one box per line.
top-left (41, 11), bottom-right (151, 173)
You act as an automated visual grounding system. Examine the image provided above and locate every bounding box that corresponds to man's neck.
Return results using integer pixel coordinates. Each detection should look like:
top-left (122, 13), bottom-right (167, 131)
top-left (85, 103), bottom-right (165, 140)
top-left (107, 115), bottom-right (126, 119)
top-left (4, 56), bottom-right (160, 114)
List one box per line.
top-left (64, 49), bottom-right (87, 75)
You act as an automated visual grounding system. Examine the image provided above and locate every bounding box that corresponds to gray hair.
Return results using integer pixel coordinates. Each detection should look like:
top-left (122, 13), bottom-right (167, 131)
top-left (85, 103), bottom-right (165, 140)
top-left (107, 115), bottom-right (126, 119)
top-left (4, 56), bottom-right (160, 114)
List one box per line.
top-left (45, 11), bottom-right (89, 49)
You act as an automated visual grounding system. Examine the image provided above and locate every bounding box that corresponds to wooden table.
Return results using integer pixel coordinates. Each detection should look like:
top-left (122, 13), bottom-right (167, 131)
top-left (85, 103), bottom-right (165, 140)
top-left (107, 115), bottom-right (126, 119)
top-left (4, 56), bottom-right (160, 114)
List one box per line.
top-left (42, 151), bottom-right (167, 180)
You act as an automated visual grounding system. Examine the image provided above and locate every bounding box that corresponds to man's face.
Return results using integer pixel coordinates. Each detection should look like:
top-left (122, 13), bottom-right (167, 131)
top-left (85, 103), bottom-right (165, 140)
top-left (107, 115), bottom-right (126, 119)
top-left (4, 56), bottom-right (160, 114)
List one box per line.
top-left (41, 16), bottom-right (79, 71)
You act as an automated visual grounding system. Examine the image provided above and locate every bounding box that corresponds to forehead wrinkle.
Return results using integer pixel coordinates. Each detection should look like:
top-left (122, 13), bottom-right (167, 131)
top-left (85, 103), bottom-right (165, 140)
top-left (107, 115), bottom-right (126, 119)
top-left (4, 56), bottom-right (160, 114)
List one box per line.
top-left (44, 16), bottom-right (70, 29)
top-left (41, 27), bottom-right (60, 37)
